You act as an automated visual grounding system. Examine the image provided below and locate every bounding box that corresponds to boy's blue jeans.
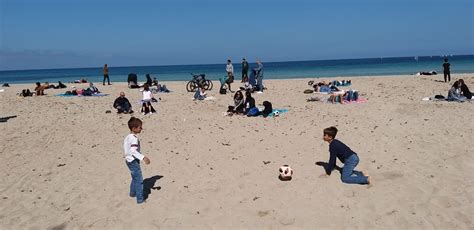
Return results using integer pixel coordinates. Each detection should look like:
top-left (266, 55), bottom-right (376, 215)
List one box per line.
top-left (341, 154), bottom-right (369, 184)
top-left (126, 159), bottom-right (144, 203)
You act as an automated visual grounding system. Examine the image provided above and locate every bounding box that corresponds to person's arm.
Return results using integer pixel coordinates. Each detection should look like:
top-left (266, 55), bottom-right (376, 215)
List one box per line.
top-left (125, 98), bottom-right (132, 107)
top-left (113, 98), bottom-right (119, 108)
top-left (130, 142), bottom-right (145, 162)
top-left (325, 149), bottom-right (337, 175)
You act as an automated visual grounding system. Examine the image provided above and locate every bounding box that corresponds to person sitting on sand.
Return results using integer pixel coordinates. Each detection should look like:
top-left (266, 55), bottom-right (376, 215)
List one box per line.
top-left (193, 86), bottom-right (207, 100)
top-left (54, 81), bottom-right (67, 89)
top-left (128, 73), bottom-right (140, 89)
top-left (144, 74), bottom-right (153, 87)
top-left (458, 79), bottom-right (472, 99)
top-left (88, 82), bottom-right (100, 93)
top-left (34, 82), bottom-right (45, 96)
top-left (447, 81), bottom-right (466, 102)
top-left (320, 126), bottom-right (371, 185)
top-left (244, 90), bottom-right (256, 114)
top-left (152, 77), bottom-right (159, 86)
top-left (113, 92), bottom-right (133, 114)
top-left (227, 90), bottom-right (245, 115)
top-left (141, 84), bottom-right (157, 115)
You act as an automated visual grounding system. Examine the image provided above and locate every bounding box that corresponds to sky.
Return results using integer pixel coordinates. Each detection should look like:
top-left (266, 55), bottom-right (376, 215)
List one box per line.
top-left (0, 0), bottom-right (473, 70)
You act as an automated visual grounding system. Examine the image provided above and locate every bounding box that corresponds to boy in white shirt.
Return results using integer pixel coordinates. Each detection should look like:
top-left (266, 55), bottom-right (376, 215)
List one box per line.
top-left (123, 117), bottom-right (151, 204)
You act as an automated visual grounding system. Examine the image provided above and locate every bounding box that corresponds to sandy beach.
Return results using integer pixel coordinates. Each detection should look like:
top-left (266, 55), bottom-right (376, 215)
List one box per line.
top-left (0, 74), bottom-right (473, 229)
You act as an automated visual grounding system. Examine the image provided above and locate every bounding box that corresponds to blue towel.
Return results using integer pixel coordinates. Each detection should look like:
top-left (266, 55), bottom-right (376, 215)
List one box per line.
top-left (263, 109), bottom-right (289, 117)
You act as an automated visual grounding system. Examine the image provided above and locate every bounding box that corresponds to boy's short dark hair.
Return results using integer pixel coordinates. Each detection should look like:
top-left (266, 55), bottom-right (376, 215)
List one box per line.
top-left (323, 126), bottom-right (338, 139)
top-left (128, 117), bottom-right (142, 130)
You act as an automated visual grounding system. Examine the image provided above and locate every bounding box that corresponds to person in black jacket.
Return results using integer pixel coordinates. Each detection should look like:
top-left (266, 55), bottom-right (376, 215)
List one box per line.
top-left (459, 79), bottom-right (472, 99)
top-left (244, 90), bottom-right (255, 114)
top-left (113, 92), bottom-right (133, 114)
top-left (321, 126), bottom-right (370, 185)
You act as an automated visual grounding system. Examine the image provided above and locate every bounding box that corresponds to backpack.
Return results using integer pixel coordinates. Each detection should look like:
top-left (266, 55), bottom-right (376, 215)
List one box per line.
top-left (219, 87), bottom-right (227, 94)
top-left (247, 107), bottom-right (260, 116)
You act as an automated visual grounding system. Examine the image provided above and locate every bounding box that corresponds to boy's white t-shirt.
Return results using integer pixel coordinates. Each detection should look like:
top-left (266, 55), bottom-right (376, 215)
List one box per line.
top-left (143, 90), bottom-right (153, 100)
top-left (123, 134), bottom-right (145, 162)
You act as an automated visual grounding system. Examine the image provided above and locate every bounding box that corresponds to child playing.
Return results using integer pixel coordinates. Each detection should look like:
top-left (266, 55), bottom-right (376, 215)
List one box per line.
top-left (322, 126), bottom-right (370, 185)
top-left (123, 117), bottom-right (151, 204)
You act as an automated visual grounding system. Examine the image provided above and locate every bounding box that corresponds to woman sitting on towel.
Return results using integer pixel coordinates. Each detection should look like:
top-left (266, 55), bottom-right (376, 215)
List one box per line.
top-left (447, 81), bottom-right (466, 102)
top-left (227, 90), bottom-right (245, 114)
top-left (141, 84), bottom-right (157, 114)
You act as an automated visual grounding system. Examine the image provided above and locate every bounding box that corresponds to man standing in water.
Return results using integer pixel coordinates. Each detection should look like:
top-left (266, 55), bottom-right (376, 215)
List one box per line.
top-left (442, 58), bottom-right (451, 83)
top-left (103, 64), bottom-right (111, 85)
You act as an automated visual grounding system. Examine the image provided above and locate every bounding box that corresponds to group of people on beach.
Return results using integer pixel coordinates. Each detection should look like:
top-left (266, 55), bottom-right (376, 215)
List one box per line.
top-left (221, 59), bottom-right (265, 94)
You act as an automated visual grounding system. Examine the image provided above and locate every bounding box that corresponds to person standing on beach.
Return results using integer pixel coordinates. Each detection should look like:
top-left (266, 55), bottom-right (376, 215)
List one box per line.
top-left (241, 58), bottom-right (249, 83)
top-left (225, 59), bottom-right (235, 92)
top-left (320, 126), bottom-right (371, 185)
top-left (255, 60), bottom-right (264, 93)
top-left (442, 58), bottom-right (451, 83)
top-left (123, 117), bottom-right (151, 204)
top-left (103, 64), bottom-right (111, 85)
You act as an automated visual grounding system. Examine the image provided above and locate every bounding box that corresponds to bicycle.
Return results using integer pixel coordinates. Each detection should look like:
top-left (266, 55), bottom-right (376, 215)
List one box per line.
top-left (186, 73), bottom-right (213, 92)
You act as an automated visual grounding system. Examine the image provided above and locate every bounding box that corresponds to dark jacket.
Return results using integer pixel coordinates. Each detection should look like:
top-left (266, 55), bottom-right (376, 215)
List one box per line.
top-left (113, 97), bottom-right (132, 109)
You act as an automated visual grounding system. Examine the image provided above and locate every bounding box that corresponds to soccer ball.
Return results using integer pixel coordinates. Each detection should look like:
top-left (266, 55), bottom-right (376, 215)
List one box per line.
top-left (279, 165), bottom-right (293, 181)
top-left (273, 111), bottom-right (280, 117)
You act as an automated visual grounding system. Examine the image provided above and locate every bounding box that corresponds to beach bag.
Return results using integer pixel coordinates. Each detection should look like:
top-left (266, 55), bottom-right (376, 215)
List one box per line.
top-left (247, 107), bottom-right (260, 116)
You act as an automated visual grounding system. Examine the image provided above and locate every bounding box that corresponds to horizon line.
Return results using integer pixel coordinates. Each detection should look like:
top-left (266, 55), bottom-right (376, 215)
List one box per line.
top-left (1, 53), bottom-right (473, 72)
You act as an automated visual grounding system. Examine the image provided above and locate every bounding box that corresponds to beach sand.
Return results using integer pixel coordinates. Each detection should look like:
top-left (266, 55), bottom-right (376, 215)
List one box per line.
top-left (0, 74), bottom-right (473, 229)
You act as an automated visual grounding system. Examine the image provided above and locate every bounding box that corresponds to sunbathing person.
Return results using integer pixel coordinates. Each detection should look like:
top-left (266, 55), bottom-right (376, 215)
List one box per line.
top-left (113, 92), bottom-right (133, 114)
top-left (459, 79), bottom-right (472, 99)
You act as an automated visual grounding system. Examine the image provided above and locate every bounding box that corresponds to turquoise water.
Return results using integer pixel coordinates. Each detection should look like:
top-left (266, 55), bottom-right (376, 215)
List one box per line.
top-left (0, 55), bottom-right (473, 84)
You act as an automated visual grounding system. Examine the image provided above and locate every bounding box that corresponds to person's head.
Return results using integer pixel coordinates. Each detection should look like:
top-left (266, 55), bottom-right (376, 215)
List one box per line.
top-left (458, 79), bottom-right (465, 85)
top-left (89, 82), bottom-right (94, 87)
top-left (143, 84), bottom-right (150, 91)
top-left (323, 126), bottom-right (338, 142)
top-left (104, 64), bottom-right (108, 67)
top-left (257, 60), bottom-right (261, 64)
top-left (245, 90), bottom-right (252, 98)
top-left (36, 82), bottom-right (41, 87)
top-left (119, 91), bottom-right (125, 97)
top-left (128, 117), bottom-right (143, 134)
top-left (234, 90), bottom-right (243, 99)
top-left (444, 58), bottom-right (448, 62)
top-left (227, 59), bottom-right (231, 64)
top-left (452, 80), bottom-right (460, 89)
top-left (242, 58), bottom-right (246, 62)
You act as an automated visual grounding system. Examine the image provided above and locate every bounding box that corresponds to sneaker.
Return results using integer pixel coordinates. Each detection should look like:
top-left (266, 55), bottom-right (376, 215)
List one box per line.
top-left (142, 112), bottom-right (145, 115)
top-left (256, 91), bottom-right (263, 94)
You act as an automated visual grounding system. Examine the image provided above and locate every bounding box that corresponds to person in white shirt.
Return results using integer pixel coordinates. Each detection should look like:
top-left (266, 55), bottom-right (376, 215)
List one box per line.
top-left (141, 84), bottom-right (156, 115)
top-left (123, 117), bottom-right (151, 204)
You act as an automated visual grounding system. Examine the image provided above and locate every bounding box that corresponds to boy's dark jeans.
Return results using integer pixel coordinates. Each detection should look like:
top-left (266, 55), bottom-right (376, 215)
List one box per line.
top-left (341, 154), bottom-right (369, 184)
top-left (126, 159), bottom-right (144, 203)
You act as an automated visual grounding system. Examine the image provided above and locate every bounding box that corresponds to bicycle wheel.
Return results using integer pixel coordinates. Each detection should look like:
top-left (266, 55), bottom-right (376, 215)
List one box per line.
top-left (186, 81), bottom-right (197, 92)
top-left (204, 80), bottom-right (213, 90)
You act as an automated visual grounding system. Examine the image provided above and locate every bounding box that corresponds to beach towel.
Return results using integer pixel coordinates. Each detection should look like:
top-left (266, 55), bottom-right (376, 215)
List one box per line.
top-left (342, 98), bottom-right (368, 104)
top-left (55, 93), bottom-right (109, 97)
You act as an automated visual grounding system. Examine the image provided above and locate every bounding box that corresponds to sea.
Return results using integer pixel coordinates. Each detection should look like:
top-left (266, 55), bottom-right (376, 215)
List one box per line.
top-left (1, 55), bottom-right (473, 84)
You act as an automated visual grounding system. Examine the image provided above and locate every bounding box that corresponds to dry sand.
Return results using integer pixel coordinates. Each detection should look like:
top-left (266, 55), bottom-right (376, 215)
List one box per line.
top-left (0, 74), bottom-right (473, 229)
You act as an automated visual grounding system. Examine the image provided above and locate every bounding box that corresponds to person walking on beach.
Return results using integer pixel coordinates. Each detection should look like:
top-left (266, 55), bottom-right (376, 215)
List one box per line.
top-left (255, 60), bottom-right (264, 93)
top-left (320, 126), bottom-right (371, 185)
top-left (442, 58), bottom-right (451, 83)
top-left (123, 117), bottom-right (151, 204)
top-left (241, 58), bottom-right (249, 83)
top-left (103, 64), bottom-right (111, 85)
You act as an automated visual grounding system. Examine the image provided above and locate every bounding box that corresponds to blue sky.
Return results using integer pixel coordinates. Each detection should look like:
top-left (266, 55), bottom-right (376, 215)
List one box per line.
top-left (0, 0), bottom-right (473, 70)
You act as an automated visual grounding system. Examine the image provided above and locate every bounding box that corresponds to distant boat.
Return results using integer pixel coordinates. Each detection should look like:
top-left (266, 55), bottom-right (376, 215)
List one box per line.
top-left (414, 56), bottom-right (419, 62)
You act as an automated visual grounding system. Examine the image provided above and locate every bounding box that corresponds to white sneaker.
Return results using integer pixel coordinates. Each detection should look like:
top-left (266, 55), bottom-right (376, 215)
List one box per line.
top-left (142, 112), bottom-right (145, 115)
top-left (256, 91), bottom-right (263, 94)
